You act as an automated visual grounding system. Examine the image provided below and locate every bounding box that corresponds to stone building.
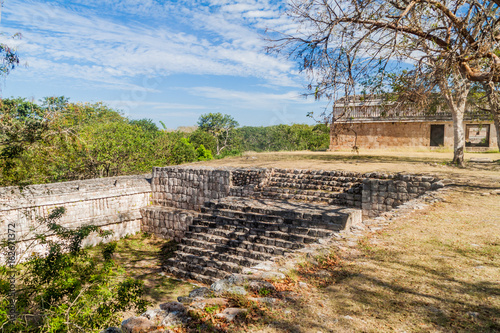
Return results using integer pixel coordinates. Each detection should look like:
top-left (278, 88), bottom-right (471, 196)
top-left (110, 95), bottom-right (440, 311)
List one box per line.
top-left (329, 96), bottom-right (497, 151)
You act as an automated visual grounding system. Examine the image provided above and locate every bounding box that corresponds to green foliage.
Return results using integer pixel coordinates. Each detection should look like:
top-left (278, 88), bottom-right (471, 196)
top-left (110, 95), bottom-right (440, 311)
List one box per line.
top-left (189, 129), bottom-right (217, 154)
top-left (170, 138), bottom-right (197, 165)
top-left (129, 118), bottom-right (159, 133)
top-left (0, 98), bottom-right (196, 185)
top-left (0, 207), bottom-right (149, 332)
top-left (196, 144), bottom-right (213, 161)
top-left (197, 113), bottom-right (239, 155)
top-left (235, 123), bottom-right (329, 152)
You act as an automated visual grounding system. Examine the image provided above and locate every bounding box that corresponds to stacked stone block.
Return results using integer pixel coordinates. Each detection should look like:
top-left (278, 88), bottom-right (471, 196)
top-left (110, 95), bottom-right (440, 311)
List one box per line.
top-left (0, 175), bottom-right (152, 262)
top-left (151, 166), bottom-right (232, 211)
top-left (361, 174), bottom-right (443, 216)
top-left (164, 197), bottom-right (361, 284)
top-left (141, 206), bottom-right (198, 242)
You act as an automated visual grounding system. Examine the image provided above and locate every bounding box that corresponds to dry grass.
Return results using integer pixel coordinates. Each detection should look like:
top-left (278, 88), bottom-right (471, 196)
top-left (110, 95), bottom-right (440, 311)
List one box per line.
top-left (191, 150), bottom-right (500, 188)
top-left (190, 150), bottom-right (500, 333)
top-left (89, 233), bottom-right (197, 319)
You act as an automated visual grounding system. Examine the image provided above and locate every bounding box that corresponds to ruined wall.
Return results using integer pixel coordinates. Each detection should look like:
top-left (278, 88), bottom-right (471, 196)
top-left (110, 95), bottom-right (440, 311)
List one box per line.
top-left (330, 120), bottom-right (497, 150)
top-left (151, 166), bottom-right (232, 211)
top-left (361, 173), bottom-right (443, 217)
top-left (0, 175), bottom-right (151, 260)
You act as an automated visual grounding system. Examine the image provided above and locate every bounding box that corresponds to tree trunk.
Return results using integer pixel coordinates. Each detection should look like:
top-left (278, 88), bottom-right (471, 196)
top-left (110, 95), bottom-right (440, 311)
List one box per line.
top-left (451, 109), bottom-right (465, 166)
top-left (484, 83), bottom-right (500, 151)
top-left (494, 110), bottom-right (500, 151)
top-left (438, 73), bottom-right (469, 167)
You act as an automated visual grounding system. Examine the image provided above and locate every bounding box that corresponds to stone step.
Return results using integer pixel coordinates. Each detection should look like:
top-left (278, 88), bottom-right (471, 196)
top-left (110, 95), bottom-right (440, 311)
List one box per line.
top-left (261, 187), bottom-right (346, 198)
top-left (195, 213), bottom-right (344, 232)
top-left (204, 199), bottom-right (350, 223)
top-left (179, 243), bottom-right (275, 263)
top-left (267, 182), bottom-right (348, 192)
top-left (167, 251), bottom-right (257, 275)
top-left (200, 206), bottom-right (347, 224)
top-left (268, 173), bottom-right (361, 181)
top-left (180, 235), bottom-right (288, 259)
top-left (188, 224), bottom-right (319, 246)
top-left (165, 265), bottom-right (217, 285)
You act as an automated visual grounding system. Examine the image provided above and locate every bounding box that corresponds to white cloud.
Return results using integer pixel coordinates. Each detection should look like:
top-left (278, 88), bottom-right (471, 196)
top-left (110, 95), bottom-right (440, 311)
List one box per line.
top-left (2, 0), bottom-right (300, 89)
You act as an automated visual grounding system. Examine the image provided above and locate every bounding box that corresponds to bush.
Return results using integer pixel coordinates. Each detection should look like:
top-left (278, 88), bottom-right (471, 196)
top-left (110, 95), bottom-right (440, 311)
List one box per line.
top-left (170, 138), bottom-right (197, 165)
top-left (196, 144), bottom-right (213, 161)
top-left (0, 207), bottom-right (149, 332)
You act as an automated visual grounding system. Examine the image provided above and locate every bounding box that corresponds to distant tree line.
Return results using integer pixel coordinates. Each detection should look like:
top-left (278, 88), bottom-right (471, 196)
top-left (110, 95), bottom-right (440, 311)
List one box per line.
top-left (0, 98), bottom-right (329, 186)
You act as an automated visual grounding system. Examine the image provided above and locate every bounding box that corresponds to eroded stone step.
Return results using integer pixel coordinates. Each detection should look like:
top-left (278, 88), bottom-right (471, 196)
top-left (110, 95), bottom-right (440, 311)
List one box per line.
top-left (179, 243), bottom-right (275, 263)
top-left (188, 224), bottom-right (320, 245)
top-left (180, 236), bottom-right (287, 259)
top-left (194, 214), bottom-right (344, 232)
top-left (194, 215), bottom-right (346, 231)
top-left (170, 251), bottom-right (257, 273)
top-left (163, 266), bottom-right (217, 285)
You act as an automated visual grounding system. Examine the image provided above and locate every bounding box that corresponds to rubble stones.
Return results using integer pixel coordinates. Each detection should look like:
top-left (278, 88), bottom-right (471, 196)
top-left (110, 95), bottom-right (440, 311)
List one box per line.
top-left (216, 308), bottom-right (247, 321)
top-left (121, 317), bottom-right (156, 333)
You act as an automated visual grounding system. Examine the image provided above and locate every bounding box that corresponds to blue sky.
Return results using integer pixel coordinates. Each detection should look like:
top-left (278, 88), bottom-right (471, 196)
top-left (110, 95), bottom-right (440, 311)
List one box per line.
top-left (0, 0), bottom-right (330, 129)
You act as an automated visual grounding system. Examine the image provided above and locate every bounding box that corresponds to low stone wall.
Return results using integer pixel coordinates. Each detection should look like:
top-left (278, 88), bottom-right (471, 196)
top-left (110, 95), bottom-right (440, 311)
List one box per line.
top-left (0, 175), bottom-right (152, 260)
top-left (361, 173), bottom-right (442, 216)
top-left (141, 206), bottom-right (198, 242)
top-left (151, 167), bottom-right (231, 211)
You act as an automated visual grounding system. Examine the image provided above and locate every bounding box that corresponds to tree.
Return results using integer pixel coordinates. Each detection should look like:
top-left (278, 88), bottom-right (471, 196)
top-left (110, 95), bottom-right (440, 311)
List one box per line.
top-left (197, 113), bottom-right (239, 155)
top-left (0, 207), bottom-right (148, 332)
top-left (0, 33), bottom-right (20, 78)
top-left (269, 0), bottom-right (500, 166)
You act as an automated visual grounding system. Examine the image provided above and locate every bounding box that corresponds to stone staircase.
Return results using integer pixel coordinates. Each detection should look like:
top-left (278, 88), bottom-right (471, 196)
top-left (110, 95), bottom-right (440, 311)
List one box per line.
top-left (164, 197), bottom-right (361, 285)
top-left (253, 169), bottom-right (363, 206)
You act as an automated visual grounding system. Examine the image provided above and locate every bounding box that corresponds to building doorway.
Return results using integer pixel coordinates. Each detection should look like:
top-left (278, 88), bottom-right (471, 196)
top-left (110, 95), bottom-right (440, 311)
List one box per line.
top-left (430, 125), bottom-right (445, 146)
top-left (466, 124), bottom-right (490, 147)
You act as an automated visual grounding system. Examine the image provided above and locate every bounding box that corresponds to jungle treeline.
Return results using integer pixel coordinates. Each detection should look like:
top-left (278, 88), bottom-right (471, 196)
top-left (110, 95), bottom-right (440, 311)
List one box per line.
top-left (0, 97), bottom-right (329, 186)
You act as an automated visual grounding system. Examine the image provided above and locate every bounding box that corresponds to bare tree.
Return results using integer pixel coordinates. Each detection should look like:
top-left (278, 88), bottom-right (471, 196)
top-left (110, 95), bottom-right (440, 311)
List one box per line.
top-left (268, 0), bottom-right (500, 166)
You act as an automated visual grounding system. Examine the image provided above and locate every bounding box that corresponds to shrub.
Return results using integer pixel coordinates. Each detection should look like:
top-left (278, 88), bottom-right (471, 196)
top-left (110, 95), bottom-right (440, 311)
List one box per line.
top-left (0, 207), bottom-right (149, 332)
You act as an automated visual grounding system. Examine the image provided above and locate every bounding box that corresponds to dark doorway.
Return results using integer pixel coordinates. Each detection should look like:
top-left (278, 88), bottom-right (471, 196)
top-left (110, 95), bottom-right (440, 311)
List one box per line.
top-left (430, 125), bottom-right (445, 146)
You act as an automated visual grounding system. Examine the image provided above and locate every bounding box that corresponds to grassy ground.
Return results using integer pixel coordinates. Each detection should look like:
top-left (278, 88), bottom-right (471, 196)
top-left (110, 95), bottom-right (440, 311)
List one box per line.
top-left (89, 233), bottom-right (197, 319)
top-left (190, 149), bottom-right (500, 332)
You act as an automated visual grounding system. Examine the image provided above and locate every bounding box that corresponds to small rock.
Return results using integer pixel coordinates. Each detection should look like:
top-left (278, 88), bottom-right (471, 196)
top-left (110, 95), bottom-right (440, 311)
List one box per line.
top-left (159, 301), bottom-right (186, 314)
top-left (252, 262), bottom-right (278, 271)
top-left (100, 327), bottom-right (122, 333)
top-left (481, 192), bottom-right (491, 196)
top-left (248, 280), bottom-right (276, 293)
top-left (260, 271), bottom-right (286, 280)
top-left (215, 308), bottom-right (247, 321)
top-left (121, 317), bottom-right (155, 333)
top-left (343, 315), bottom-right (354, 320)
top-left (161, 311), bottom-right (187, 327)
top-left (227, 286), bottom-right (247, 295)
top-left (298, 282), bottom-right (309, 289)
top-left (141, 309), bottom-right (167, 323)
top-left (189, 287), bottom-right (212, 298)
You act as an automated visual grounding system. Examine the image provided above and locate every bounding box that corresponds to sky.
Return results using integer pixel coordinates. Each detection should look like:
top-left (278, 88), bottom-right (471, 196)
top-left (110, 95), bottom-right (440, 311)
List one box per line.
top-left (0, 0), bottom-right (330, 129)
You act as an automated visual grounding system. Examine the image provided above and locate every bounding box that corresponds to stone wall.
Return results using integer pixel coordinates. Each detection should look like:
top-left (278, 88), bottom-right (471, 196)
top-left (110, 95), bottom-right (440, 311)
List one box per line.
top-left (330, 120), bottom-right (498, 150)
top-left (141, 206), bottom-right (197, 242)
top-left (0, 175), bottom-right (151, 260)
top-left (361, 173), bottom-right (443, 217)
top-left (151, 166), bottom-right (231, 211)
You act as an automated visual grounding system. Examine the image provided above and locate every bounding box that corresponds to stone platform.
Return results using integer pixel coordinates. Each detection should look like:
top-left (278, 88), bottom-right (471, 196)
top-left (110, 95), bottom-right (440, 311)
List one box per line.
top-left (163, 197), bottom-right (361, 284)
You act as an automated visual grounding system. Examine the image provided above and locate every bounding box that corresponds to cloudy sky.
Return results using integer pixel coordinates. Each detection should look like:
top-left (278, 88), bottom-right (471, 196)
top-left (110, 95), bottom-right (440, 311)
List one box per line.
top-left (0, 0), bottom-right (329, 128)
